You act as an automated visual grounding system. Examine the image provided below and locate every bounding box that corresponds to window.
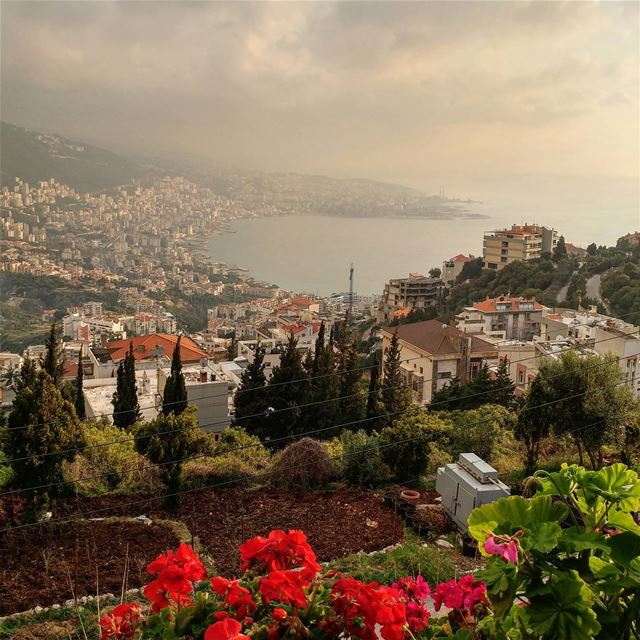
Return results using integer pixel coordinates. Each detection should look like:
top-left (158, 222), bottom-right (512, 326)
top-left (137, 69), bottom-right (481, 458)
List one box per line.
top-left (438, 371), bottom-right (451, 379)
top-left (488, 262), bottom-right (498, 269)
top-left (518, 371), bottom-right (525, 384)
top-left (419, 367), bottom-right (423, 374)
top-left (501, 256), bottom-right (507, 262)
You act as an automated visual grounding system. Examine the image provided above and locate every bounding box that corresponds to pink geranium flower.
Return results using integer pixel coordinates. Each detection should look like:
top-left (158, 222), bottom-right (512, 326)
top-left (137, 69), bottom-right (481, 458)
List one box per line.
top-left (484, 531), bottom-right (521, 564)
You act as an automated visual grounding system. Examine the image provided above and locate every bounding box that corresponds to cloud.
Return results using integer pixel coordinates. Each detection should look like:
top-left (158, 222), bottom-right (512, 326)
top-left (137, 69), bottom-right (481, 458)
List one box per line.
top-left (1, 1), bottom-right (637, 179)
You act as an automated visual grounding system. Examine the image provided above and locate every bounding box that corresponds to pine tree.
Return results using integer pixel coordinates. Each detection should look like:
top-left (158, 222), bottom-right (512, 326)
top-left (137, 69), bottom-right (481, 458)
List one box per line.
top-left (234, 341), bottom-right (269, 437)
top-left (6, 371), bottom-right (84, 518)
top-left (335, 320), bottom-right (364, 425)
top-left (264, 332), bottom-right (307, 442)
top-left (41, 321), bottom-right (63, 386)
top-left (163, 336), bottom-right (188, 415)
top-left (112, 342), bottom-right (141, 430)
top-left (492, 357), bottom-right (515, 408)
top-left (553, 235), bottom-right (568, 262)
top-left (381, 331), bottom-right (411, 425)
top-left (226, 333), bottom-right (238, 360)
top-left (75, 346), bottom-right (86, 419)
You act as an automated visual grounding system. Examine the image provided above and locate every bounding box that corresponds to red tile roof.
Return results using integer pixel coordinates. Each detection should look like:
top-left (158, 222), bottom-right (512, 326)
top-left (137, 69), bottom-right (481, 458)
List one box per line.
top-left (451, 254), bottom-right (472, 262)
top-left (106, 334), bottom-right (207, 363)
top-left (390, 307), bottom-right (412, 319)
top-left (384, 320), bottom-right (496, 356)
top-left (472, 296), bottom-right (543, 313)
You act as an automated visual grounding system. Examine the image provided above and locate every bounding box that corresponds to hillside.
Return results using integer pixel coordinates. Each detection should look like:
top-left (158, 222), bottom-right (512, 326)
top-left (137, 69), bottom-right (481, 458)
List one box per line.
top-left (0, 121), bottom-right (147, 192)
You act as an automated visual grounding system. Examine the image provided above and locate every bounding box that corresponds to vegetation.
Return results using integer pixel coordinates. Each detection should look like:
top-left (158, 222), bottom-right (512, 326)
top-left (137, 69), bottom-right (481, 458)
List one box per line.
top-left (5, 371), bottom-right (84, 516)
top-left (75, 346), bottom-right (85, 420)
top-left (112, 342), bottom-right (142, 430)
top-left (162, 335), bottom-right (188, 416)
top-left (234, 342), bottom-right (269, 438)
top-left (340, 429), bottom-right (391, 487)
top-left (381, 330), bottom-right (412, 426)
top-left (134, 407), bottom-right (212, 510)
top-left (270, 437), bottom-right (335, 490)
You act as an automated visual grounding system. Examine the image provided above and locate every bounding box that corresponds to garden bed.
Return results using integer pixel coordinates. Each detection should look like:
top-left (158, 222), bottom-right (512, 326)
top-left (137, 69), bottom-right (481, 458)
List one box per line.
top-left (0, 519), bottom-right (182, 616)
top-left (2, 488), bottom-right (405, 588)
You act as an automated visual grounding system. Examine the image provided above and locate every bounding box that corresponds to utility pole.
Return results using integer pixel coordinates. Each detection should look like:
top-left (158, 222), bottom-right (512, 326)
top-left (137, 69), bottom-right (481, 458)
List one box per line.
top-left (348, 263), bottom-right (354, 319)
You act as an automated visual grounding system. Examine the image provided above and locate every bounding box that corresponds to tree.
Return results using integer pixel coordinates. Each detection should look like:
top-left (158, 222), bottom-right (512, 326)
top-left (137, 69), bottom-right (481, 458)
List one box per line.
top-left (428, 267), bottom-right (442, 278)
top-left (302, 323), bottom-right (339, 438)
top-left (135, 407), bottom-right (211, 510)
top-left (379, 407), bottom-right (449, 482)
top-left (162, 336), bottom-right (188, 416)
top-left (75, 346), bottom-right (85, 420)
top-left (112, 342), bottom-right (141, 430)
top-left (430, 364), bottom-right (496, 411)
top-left (41, 321), bottom-right (63, 385)
top-left (553, 235), bottom-right (567, 262)
top-left (381, 331), bottom-right (411, 425)
top-left (518, 351), bottom-right (635, 469)
top-left (335, 320), bottom-right (365, 426)
top-left (263, 332), bottom-right (307, 442)
top-left (587, 242), bottom-right (598, 256)
top-left (365, 360), bottom-right (385, 433)
top-left (234, 341), bottom-right (269, 437)
top-left (6, 371), bottom-right (84, 517)
top-left (492, 358), bottom-right (515, 408)
top-left (226, 333), bottom-right (238, 361)
top-left (12, 357), bottom-right (37, 394)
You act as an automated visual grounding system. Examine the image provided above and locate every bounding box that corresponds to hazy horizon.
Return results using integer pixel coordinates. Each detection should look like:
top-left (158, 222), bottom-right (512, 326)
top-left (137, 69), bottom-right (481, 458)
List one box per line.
top-left (2, 1), bottom-right (639, 193)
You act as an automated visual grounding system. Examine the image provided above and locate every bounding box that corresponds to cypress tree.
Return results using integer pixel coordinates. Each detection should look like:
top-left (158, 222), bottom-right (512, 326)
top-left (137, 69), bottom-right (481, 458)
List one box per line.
top-left (13, 357), bottom-right (37, 393)
top-left (75, 346), bottom-right (86, 420)
top-left (42, 321), bottom-right (64, 386)
top-left (492, 357), bottom-right (515, 408)
top-left (264, 332), bottom-right (307, 442)
top-left (163, 336), bottom-right (188, 415)
top-left (234, 341), bottom-right (269, 437)
top-left (335, 320), bottom-right (364, 425)
top-left (381, 330), bottom-right (411, 425)
top-left (112, 342), bottom-right (141, 429)
top-left (365, 359), bottom-right (385, 433)
top-left (227, 333), bottom-right (238, 360)
top-left (311, 322), bottom-right (326, 375)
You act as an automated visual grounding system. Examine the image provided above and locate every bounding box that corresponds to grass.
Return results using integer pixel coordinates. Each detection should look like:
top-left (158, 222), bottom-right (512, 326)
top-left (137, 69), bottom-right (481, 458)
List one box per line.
top-left (327, 530), bottom-right (455, 586)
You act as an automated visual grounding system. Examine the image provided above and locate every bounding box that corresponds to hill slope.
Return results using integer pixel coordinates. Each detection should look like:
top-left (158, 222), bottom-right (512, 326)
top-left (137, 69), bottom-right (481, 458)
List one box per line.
top-left (0, 121), bottom-right (146, 192)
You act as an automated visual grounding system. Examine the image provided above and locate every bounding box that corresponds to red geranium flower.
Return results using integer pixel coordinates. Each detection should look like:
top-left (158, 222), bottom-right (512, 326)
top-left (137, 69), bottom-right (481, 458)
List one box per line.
top-left (99, 603), bottom-right (141, 639)
top-left (259, 569), bottom-right (308, 608)
top-left (148, 542), bottom-right (206, 581)
top-left (240, 530), bottom-right (320, 578)
top-left (210, 575), bottom-right (256, 621)
top-left (272, 607), bottom-right (288, 622)
top-left (204, 618), bottom-right (249, 640)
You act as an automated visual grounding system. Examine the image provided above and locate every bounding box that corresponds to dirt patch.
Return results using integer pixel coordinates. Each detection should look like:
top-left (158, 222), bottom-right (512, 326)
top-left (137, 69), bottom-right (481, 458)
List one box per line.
top-left (0, 520), bottom-right (181, 616)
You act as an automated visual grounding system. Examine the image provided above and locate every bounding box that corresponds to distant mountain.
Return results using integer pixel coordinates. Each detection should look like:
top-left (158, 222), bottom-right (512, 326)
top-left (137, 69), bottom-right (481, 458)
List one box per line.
top-left (0, 122), bottom-right (148, 192)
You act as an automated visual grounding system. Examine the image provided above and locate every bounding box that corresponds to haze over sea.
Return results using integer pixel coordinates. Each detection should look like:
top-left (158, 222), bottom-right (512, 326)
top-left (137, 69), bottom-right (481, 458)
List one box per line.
top-left (207, 175), bottom-right (640, 296)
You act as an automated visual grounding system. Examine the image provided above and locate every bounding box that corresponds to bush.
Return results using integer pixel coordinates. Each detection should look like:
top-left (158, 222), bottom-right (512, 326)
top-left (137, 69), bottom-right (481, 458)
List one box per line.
top-left (63, 419), bottom-right (158, 495)
top-left (182, 454), bottom-right (259, 490)
top-left (321, 437), bottom-right (345, 478)
top-left (379, 407), bottom-right (450, 482)
top-left (269, 438), bottom-right (335, 490)
top-left (215, 426), bottom-right (271, 470)
top-left (340, 429), bottom-right (391, 488)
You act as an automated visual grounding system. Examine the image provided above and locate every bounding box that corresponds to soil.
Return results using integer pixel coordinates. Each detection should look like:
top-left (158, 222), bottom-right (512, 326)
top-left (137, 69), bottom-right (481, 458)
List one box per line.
top-left (0, 488), bottom-right (404, 614)
top-left (0, 520), bottom-right (180, 616)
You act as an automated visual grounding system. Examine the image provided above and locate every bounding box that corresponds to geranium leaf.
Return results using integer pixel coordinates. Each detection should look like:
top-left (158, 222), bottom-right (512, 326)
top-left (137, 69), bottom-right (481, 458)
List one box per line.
top-left (527, 521), bottom-right (562, 553)
top-left (606, 532), bottom-right (640, 568)
top-left (560, 528), bottom-right (610, 554)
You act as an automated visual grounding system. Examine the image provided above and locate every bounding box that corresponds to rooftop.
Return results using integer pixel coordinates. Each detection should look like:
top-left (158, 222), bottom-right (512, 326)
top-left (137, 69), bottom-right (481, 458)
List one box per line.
top-left (106, 334), bottom-right (207, 363)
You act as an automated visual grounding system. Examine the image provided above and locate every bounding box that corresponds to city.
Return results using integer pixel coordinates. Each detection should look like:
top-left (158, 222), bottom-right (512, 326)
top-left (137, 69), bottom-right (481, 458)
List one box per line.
top-left (0, 2), bottom-right (639, 640)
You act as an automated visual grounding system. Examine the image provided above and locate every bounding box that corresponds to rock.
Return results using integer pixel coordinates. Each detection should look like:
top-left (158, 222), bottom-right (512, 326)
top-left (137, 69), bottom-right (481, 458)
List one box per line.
top-left (51, 604), bottom-right (61, 610)
top-left (34, 606), bottom-right (43, 614)
top-left (435, 538), bottom-right (454, 549)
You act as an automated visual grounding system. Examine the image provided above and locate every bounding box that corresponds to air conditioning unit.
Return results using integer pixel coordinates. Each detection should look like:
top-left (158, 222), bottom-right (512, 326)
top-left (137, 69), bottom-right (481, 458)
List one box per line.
top-left (436, 453), bottom-right (510, 534)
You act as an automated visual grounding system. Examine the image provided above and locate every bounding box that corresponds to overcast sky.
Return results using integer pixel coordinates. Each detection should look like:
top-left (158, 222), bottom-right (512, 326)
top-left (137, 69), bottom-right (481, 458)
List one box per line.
top-left (1, 1), bottom-right (638, 185)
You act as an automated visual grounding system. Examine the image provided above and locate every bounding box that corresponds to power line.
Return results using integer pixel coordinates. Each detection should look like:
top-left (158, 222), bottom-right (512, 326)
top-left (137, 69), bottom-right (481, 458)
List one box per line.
top-left (3, 333), bottom-right (636, 466)
top-left (2, 374), bottom-right (630, 535)
top-left (1, 366), bottom-right (634, 504)
top-left (4, 320), bottom-right (637, 435)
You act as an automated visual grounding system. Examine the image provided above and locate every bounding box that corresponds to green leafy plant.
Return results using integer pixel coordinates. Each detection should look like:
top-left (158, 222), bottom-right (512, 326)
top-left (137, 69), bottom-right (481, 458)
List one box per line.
top-left (467, 463), bottom-right (640, 640)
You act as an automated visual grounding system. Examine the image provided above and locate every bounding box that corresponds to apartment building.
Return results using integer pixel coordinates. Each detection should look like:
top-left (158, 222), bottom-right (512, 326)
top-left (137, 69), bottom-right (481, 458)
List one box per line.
top-left (381, 320), bottom-right (497, 405)
top-left (482, 224), bottom-right (558, 270)
top-left (441, 254), bottom-right (473, 283)
top-left (456, 296), bottom-right (546, 341)
top-left (377, 273), bottom-right (444, 323)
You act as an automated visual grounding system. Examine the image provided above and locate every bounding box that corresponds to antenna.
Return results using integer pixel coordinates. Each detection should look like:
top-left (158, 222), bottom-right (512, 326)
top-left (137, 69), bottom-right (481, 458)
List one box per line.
top-left (348, 263), bottom-right (354, 318)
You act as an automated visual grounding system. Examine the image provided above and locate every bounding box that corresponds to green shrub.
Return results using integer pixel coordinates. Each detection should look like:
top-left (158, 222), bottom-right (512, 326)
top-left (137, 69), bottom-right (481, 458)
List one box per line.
top-left (215, 426), bottom-right (271, 470)
top-left (0, 449), bottom-right (12, 489)
top-left (269, 437), bottom-right (335, 490)
top-left (63, 419), bottom-right (158, 495)
top-left (379, 407), bottom-right (450, 482)
top-left (340, 429), bottom-right (391, 488)
top-left (182, 454), bottom-right (258, 490)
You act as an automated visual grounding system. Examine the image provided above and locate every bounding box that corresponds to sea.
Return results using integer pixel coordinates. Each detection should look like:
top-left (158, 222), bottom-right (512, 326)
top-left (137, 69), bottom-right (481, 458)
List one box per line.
top-left (206, 175), bottom-right (640, 296)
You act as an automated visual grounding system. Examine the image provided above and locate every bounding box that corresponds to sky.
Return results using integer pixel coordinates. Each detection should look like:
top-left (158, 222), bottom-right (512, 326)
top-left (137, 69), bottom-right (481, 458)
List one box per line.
top-left (1, 1), bottom-right (639, 187)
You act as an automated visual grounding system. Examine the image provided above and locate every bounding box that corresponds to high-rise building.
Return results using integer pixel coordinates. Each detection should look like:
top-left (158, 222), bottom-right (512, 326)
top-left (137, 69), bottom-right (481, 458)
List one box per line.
top-left (482, 224), bottom-right (558, 270)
